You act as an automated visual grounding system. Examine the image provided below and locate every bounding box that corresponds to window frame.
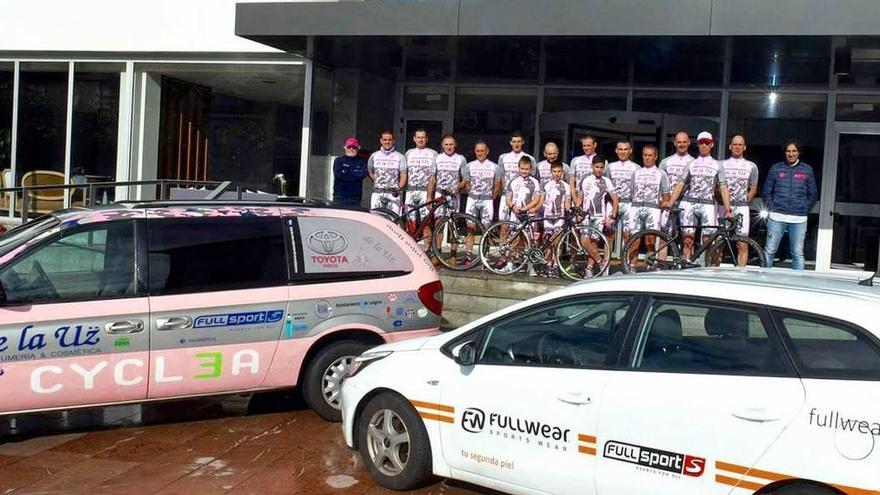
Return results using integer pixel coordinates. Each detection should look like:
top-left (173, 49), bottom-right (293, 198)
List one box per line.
top-left (0, 219), bottom-right (141, 306)
top-left (769, 308), bottom-right (880, 382)
top-left (620, 294), bottom-right (798, 379)
top-left (145, 215), bottom-right (290, 296)
top-left (440, 293), bottom-right (643, 371)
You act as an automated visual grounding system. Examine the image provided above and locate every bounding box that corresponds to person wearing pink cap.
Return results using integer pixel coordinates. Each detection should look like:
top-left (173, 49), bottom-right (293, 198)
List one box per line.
top-left (669, 131), bottom-right (733, 260)
top-left (332, 137), bottom-right (368, 207)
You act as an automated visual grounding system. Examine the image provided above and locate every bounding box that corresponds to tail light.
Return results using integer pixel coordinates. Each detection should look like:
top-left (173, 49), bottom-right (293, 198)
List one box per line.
top-left (418, 280), bottom-right (444, 316)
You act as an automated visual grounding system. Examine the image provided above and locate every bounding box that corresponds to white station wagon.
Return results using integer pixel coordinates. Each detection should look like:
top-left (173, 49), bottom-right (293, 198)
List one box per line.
top-left (341, 269), bottom-right (880, 495)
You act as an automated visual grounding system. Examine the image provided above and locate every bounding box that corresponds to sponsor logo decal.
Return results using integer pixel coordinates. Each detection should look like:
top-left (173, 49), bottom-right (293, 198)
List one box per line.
top-left (393, 320), bottom-right (404, 328)
top-left (460, 407), bottom-right (571, 452)
top-left (603, 440), bottom-right (705, 478)
top-left (387, 293), bottom-right (398, 302)
top-left (193, 310), bottom-right (284, 329)
top-left (808, 408), bottom-right (880, 437)
top-left (114, 337), bottom-right (131, 349)
top-left (405, 308), bottom-right (416, 319)
top-left (315, 300), bottom-right (333, 319)
top-left (307, 230), bottom-right (347, 255)
top-left (0, 324), bottom-right (102, 362)
top-left (417, 308), bottom-right (428, 318)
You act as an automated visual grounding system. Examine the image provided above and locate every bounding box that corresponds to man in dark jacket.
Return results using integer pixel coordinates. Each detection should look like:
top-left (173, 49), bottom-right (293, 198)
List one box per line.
top-left (332, 137), bottom-right (368, 207)
top-left (761, 139), bottom-right (818, 270)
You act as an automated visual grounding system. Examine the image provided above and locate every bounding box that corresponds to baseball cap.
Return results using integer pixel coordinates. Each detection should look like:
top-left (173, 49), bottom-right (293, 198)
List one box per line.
top-left (344, 137), bottom-right (360, 149)
top-left (696, 131), bottom-right (714, 143)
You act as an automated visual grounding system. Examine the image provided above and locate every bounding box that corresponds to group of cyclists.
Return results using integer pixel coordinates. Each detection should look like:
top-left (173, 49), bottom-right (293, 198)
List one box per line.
top-left (366, 127), bottom-right (760, 275)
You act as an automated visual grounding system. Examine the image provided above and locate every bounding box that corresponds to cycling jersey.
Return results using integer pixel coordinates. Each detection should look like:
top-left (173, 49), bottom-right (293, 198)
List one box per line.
top-left (607, 160), bottom-right (640, 202)
top-left (630, 167), bottom-right (670, 208)
top-left (543, 179), bottom-right (571, 232)
top-left (506, 176), bottom-right (541, 220)
top-left (404, 147), bottom-right (438, 191)
top-left (579, 175), bottom-right (616, 218)
top-left (368, 148), bottom-right (407, 192)
top-left (722, 157), bottom-right (759, 207)
top-left (570, 153), bottom-right (597, 189)
top-left (535, 160), bottom-right (572, 189)
top-left (498, 151), bottom-right (536, 220)
top-left (463, 159), bottom-right (502, 200)
top-left (679, 156), bottom-right (727, 205)
top-left (659, 153), bottom-right (694, 189)
top-left (433, 152), bottom-right (467, 217)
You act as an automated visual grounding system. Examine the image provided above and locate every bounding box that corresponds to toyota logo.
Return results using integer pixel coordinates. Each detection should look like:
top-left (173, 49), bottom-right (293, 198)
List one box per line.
top-left (307, 230), bottom-right (348, 255)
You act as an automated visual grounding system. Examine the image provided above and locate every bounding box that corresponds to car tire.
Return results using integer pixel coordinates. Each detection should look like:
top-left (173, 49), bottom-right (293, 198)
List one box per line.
top-left (758, 481), bottom-right (844, 495)
top-left (356, 392), bottom-right (434, 491)
top-left (302, 340), bottom-right (373, 421)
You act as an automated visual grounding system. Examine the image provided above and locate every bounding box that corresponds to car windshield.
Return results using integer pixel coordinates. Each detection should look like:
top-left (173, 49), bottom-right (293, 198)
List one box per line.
top-left (0, 216), bottom-right (61, 259)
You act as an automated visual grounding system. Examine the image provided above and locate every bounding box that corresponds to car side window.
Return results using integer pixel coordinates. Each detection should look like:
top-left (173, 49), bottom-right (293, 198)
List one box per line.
top-left (0, 221), bottom-right (136, 304)
top-left (477, 297), bottom-right (632, 368)
top-left (147, 217), bottom-right (287, 295)
top-left (776, 312), bottom-right (880, 380)
top-left (633, 301), bottom-right (787, 374)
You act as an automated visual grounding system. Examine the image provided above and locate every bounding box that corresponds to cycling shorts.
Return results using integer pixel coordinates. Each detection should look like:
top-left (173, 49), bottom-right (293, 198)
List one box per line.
top-left (405, 190), bottom-right (428, 211)
top-left (371, 192), bottom-right (402, 215)
top-left (543, 216), bottom-right (565, 235)
top-left (434, 191), bottom-right (460, 219)
top-left (717, 205), bottom-right (750, 236)
top-left (466, 197), bottom-right (494, 228)
top-left (626, 206), bottom-right (662, 233)
top-left (680, 200), bottom-right (717, 235)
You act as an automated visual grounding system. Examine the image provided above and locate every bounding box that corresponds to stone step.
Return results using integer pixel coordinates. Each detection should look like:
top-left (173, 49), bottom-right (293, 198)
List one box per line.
top-left (443, 292), bottom-right (521, 315)
top-left (441, 310), bottom-right (482, 331)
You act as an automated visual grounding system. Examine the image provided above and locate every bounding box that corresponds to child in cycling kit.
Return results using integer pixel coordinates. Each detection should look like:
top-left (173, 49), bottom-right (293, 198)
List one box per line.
top-left (578, 157), bottom-right (618, 233)
top-left (505, 157), bottom-right (542, 220)
top-left (543, 163), bottom-right (572, 277)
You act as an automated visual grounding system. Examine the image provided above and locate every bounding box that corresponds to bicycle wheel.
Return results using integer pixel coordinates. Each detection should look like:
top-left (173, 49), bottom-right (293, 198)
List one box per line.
top-left (621, 229), bottom-right (682, 273)
top-left (704, 235), bottom-right (768, 268)
top-left (371, 208), bottom-right (402, 226)
top-left (433, 213), bottom-right (484, 271)
top-left (479, 221), bottom-right (530, 275)
top-left (557, 226), bottom-right (610, 280)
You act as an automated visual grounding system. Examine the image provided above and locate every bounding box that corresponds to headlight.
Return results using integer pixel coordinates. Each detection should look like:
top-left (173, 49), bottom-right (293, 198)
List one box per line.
top-left (347, 350), bottom-right (393, 378)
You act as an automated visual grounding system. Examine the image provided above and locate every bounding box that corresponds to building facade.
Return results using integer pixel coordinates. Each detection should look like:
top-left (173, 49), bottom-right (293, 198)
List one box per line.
top-left (3, 0), bottom-right (880, 273)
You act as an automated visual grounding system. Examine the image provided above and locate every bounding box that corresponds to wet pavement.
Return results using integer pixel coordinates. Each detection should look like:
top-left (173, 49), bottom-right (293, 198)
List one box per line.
top-left (0, 392), bottom-right (485, 494)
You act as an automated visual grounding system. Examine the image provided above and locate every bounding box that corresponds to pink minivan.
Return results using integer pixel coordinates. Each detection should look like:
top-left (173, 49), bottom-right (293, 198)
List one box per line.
top-left (0, 200), bottom-right (443, 421)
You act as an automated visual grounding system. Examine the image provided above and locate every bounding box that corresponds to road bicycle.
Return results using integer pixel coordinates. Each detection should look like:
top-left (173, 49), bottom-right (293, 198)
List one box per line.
top-left (620, 207), bottom-right (767, 273)
top-left (371, 189), bottom-right (484, 271)
top-left (479, 207), bottom-right (610, 280)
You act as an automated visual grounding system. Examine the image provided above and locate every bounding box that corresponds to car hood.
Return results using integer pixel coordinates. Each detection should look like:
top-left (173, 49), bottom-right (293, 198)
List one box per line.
top-left (373, 333), bottom-right (447, 353)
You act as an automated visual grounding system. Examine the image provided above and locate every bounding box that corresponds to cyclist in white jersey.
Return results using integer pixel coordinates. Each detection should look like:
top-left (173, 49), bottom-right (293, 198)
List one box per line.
top-left (720, 134), bottom-right (760, 265)
top-left (462, 140), bottom-right (503, 264)
top-left (659, 131), bottom-right (695, 230)
top-left (497, 132), bottom-right (536, 222)
top-left (577, 155), bottom-right (618, 274)
top-left (505, 157), bottom-right (542, 220)
top-left (569, 134), bottom-right (598, 194)
top-left (625, 144), bottom-right (671, 267)
top-left (404, 129), bottom-right (438, 252)
top-left (607, 139), bottom-right (640, 252)
top-left (429, 134), bottom-right (468, 265)
top-left (669, 131), bottom-right (733, 260)
top-left (535, 142), bottom-right (572, 189)
top-left (541, 162), bottom-right (571, 277)
top-left (368, 130), bottom-right (407, 215)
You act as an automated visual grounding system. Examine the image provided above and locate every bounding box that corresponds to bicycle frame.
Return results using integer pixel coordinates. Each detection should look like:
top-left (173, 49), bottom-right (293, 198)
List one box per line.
top-left (398, 193), bottom-right (454, 242)
top-left (662, 210), bottom-right (742, 267)
top-left (507, 212), bottom-right (582, 262)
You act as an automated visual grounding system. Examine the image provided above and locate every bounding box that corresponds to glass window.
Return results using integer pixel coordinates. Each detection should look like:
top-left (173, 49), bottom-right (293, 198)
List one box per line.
top-left (17, 62), bottom-right (69, 190)
top-left (634, 301), bottom-right (787, 374)
top-left (731, 37), bottom-right (831, 87)
top-left (144, 63), bottom-right (305, 192)
top-left (477, 298), bottom-right (632, 368)
top-left (544, 37), bottom-right (632, 85)
top-left (147, 217), bottom-right (286, 295)
top-left (777, 312), bottom-right (880, 380)
top-left (404, 37), bottom-right (451, 81)
top-left (543, 88), bottom-right (627, 113)
top-left (633, 37), bottom-right (725, 86)
top-left (835, 37), bottom-right (880, 88)
top-left (835, 94), bottom-right (880, 122)
top-left (0, 62), bottom-right (12, 216)
top-left (454, 87), bottom-right (536, 160)
top-left (403, 86), bottom-right (449, 111)
top-left (306, 66), bottom-right (334, 200)
top-left (72, 62), bottom-right (123, 204)
top-left (457, 37), bottom-right (539, 83)
top-left (0, 221), bottom-right (135, 305)
top-left (632, 90), bottom-right (722, 117)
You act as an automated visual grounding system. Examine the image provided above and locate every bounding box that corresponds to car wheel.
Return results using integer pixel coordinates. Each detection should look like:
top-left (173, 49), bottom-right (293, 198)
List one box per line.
top-left (758, 481), bottom-right (844, 495)
top-left (302, 340), bottom-right (372, 421)
top-left (356, 392), bottom-right (434, 491)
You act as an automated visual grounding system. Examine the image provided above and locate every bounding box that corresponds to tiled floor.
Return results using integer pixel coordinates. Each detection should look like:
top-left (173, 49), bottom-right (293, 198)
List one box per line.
top-left (0, 393), bottom-right (484, 494)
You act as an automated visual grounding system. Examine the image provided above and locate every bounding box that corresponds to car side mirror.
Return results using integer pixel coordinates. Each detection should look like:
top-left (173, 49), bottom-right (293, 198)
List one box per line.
top-left (455, 341), bottom-right (476, 367)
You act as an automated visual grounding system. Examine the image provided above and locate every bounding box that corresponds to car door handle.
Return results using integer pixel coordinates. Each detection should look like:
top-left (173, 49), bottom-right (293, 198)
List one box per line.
top-left (155, 316), bottom-right (193, 331)
top-left (557, 392), bottom-right (592, 405)
top-left (731, 407), bottom-right (783, 423)
top-left (105, 320), bottom-right (145, 334)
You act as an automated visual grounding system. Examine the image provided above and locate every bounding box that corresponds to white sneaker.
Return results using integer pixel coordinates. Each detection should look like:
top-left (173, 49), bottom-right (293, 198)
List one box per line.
top-left (528, 265), bottom-right (538, 277)
top-left (505, 262), bottom-right (514, 273)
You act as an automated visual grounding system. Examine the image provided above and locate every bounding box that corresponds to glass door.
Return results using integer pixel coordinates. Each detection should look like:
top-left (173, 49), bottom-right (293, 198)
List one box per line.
top-left (826, 126), bottom-right (880, 272)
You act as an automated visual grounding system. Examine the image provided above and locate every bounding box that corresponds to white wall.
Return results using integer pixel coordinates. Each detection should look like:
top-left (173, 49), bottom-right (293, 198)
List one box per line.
top-left (0, 0), bottom-right (313, 53)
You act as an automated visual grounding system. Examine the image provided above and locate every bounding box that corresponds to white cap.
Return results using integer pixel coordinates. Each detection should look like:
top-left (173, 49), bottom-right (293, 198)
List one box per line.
top-left (697, 131), bottom-right (714, 143)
